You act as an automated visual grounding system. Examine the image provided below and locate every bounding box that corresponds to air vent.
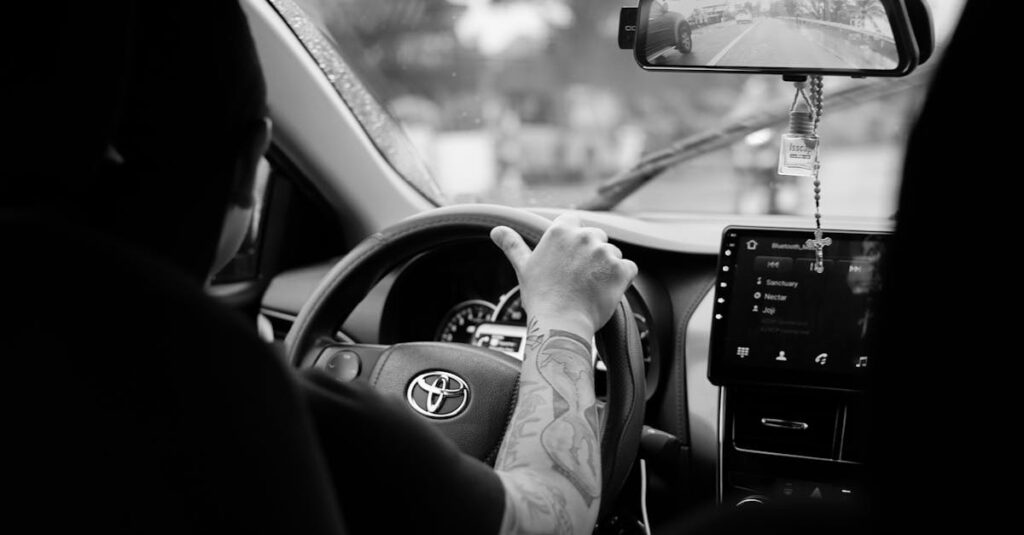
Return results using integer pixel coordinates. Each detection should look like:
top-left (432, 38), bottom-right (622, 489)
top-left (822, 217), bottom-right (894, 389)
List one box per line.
top-left (260, 308), bottom-right (296, 340)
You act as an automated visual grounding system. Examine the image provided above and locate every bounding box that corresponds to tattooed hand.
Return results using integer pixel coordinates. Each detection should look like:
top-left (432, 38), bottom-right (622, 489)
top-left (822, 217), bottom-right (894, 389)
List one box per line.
top-left (490, 213), bottom-right (638, 337)
top-left (491, 215), bottom-right (637, 535)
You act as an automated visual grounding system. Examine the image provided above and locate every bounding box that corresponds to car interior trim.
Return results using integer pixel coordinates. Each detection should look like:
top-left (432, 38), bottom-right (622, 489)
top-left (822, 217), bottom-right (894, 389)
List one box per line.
top-left (731, 444), bottom-right (863, 465)
top-left (717, 387), bottom-right (727, 504)
top-left (672, 280), bottom-right (714, 438)
top-left (685, 289), bottom-right (722, 503)
top-left (241, 0), bottom-right (431, 243)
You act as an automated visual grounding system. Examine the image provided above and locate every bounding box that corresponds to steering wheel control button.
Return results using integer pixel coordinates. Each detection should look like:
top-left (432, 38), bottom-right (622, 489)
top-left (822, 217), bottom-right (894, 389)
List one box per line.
top-left (316, 348), bottom-right (360, 382)
top-left (407, 371), bottom-right (469, 419)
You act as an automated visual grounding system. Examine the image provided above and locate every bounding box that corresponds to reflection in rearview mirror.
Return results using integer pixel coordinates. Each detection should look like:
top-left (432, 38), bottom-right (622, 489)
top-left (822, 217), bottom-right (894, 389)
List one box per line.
top-left (640, 0), bottom-right (899, 71)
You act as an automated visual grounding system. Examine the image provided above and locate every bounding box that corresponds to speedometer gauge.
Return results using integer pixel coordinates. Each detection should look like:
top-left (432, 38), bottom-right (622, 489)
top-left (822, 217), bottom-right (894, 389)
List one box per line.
top-left (435, 300), bottom-right (496, 343)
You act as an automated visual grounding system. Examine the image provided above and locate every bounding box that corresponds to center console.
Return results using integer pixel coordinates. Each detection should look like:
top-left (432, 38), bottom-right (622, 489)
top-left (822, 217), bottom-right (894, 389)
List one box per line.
top-left (708, 227), bottom-right (886, 507)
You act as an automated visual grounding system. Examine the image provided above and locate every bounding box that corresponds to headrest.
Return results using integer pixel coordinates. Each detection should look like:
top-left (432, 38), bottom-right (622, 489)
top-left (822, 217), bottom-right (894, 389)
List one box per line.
top-left (876, 0), bottom-right (997, 527)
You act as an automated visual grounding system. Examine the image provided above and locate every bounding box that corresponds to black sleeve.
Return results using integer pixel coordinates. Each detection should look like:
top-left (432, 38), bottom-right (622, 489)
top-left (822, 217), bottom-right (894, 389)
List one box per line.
top-left (300, 370), bottom-right (506, 535)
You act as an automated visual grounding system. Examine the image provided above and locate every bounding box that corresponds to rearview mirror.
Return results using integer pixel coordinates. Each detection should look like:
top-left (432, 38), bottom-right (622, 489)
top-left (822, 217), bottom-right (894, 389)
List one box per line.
top-left (629, 0), bottom-right (922, 77)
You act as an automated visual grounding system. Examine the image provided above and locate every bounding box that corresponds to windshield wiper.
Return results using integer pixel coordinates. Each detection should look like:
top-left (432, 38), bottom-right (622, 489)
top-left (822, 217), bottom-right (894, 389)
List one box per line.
top-left (578, 70), bottom-right (934, 211)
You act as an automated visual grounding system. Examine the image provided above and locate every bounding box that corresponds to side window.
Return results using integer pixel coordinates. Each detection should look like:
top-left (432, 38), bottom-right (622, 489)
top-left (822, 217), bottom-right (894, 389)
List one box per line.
top-left (212, 157), bottom-right (273, 283)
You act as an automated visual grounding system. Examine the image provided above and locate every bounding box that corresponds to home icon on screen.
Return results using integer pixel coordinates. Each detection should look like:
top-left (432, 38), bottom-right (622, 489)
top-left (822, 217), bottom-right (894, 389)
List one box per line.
top-left (746, 240), bottom-right (759, 250)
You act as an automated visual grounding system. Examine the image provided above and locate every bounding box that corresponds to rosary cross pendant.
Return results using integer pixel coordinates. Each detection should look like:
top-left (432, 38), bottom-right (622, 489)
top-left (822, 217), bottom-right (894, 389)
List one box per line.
top-left (805, 229), bottom-right (831, 274)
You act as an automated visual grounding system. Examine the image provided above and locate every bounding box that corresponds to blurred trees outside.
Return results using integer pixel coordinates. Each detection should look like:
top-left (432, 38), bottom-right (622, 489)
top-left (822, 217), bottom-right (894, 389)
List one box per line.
top-left (771, 0), bottom-right (887, 27)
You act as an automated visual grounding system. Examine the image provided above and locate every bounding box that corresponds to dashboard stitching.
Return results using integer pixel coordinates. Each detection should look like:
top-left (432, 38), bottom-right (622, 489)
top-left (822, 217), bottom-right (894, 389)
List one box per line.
top-left (675, 279), bottom-right (715, 440)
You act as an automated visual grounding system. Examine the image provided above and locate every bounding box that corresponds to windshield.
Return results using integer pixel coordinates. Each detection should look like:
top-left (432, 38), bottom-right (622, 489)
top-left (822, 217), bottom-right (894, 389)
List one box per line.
top-left (286, 0), bottom-right (963, 218)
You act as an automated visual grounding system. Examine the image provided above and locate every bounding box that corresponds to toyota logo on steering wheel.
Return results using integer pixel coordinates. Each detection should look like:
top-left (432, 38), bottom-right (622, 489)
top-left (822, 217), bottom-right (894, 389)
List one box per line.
top-left (406, 371), bottom-right (469, 419)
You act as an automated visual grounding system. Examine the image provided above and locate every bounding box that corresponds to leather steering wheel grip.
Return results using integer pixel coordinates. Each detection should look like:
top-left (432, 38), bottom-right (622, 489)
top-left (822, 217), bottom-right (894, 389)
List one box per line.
top-left (594, 297), bottom-right (646, 518)
top-left (285, 204), bottom-right (645, 519)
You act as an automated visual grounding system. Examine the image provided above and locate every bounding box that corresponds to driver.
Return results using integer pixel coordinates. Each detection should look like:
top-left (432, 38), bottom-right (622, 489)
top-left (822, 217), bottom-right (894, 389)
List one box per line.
top-left (5, 2), bottom-right (636, 534)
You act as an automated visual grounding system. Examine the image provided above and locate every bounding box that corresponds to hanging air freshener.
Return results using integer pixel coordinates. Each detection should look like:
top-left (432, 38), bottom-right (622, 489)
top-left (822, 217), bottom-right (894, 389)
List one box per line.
top-left (778, 81), bottom-right (819, 177)
top-left (779, 76), bottom-right (829, 274)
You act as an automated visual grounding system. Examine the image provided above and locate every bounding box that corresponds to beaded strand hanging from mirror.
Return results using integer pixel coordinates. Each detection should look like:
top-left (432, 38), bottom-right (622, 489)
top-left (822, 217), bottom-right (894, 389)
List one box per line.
top-left (778, 75), bottom-right (828, 273)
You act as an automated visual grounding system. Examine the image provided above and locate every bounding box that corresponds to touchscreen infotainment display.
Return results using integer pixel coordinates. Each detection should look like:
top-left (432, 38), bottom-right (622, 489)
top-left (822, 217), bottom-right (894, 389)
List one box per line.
top-left (708, 227), bottom-right (888, 389)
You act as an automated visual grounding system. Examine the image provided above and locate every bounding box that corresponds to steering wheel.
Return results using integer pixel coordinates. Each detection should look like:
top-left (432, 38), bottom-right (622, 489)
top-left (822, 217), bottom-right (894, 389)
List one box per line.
top-left (286, 205), bottom-right (645, 518)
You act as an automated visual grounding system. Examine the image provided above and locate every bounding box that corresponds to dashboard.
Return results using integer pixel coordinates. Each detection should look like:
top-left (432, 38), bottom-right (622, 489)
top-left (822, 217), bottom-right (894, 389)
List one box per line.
top-left (259, 212), bottom-right (893, 521)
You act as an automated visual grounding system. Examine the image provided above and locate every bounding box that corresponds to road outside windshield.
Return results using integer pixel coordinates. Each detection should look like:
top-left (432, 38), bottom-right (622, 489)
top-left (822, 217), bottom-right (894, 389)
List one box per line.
top-left (292, 0), bottom-right (962, 218)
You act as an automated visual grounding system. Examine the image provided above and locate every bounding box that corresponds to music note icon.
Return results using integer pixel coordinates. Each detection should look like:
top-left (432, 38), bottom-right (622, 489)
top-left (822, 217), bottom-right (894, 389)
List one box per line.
top-left (854, 356), bottom-right (868, 368)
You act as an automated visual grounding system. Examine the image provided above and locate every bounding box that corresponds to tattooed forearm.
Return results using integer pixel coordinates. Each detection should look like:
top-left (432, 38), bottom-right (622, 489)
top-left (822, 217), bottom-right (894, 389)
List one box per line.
top-left (535, 331), bottom-right (600, 506)
top-left (496, 378), bottom-right (546, 472)
top-left (497, 470), bottom-right (574, 535)
top-left (496, 321), bottom-right (601, 535)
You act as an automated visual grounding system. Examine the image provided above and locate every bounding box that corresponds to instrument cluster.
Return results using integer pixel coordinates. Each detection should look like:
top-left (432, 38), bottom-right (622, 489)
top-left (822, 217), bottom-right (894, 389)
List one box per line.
top-left (435, 286), bottom-right (655, 373)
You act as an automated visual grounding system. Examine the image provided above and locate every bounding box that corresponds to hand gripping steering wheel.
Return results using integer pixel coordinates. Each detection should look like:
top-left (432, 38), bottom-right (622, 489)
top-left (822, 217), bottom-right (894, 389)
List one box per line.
top-left (286, 205), bottom-right (645, 518)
